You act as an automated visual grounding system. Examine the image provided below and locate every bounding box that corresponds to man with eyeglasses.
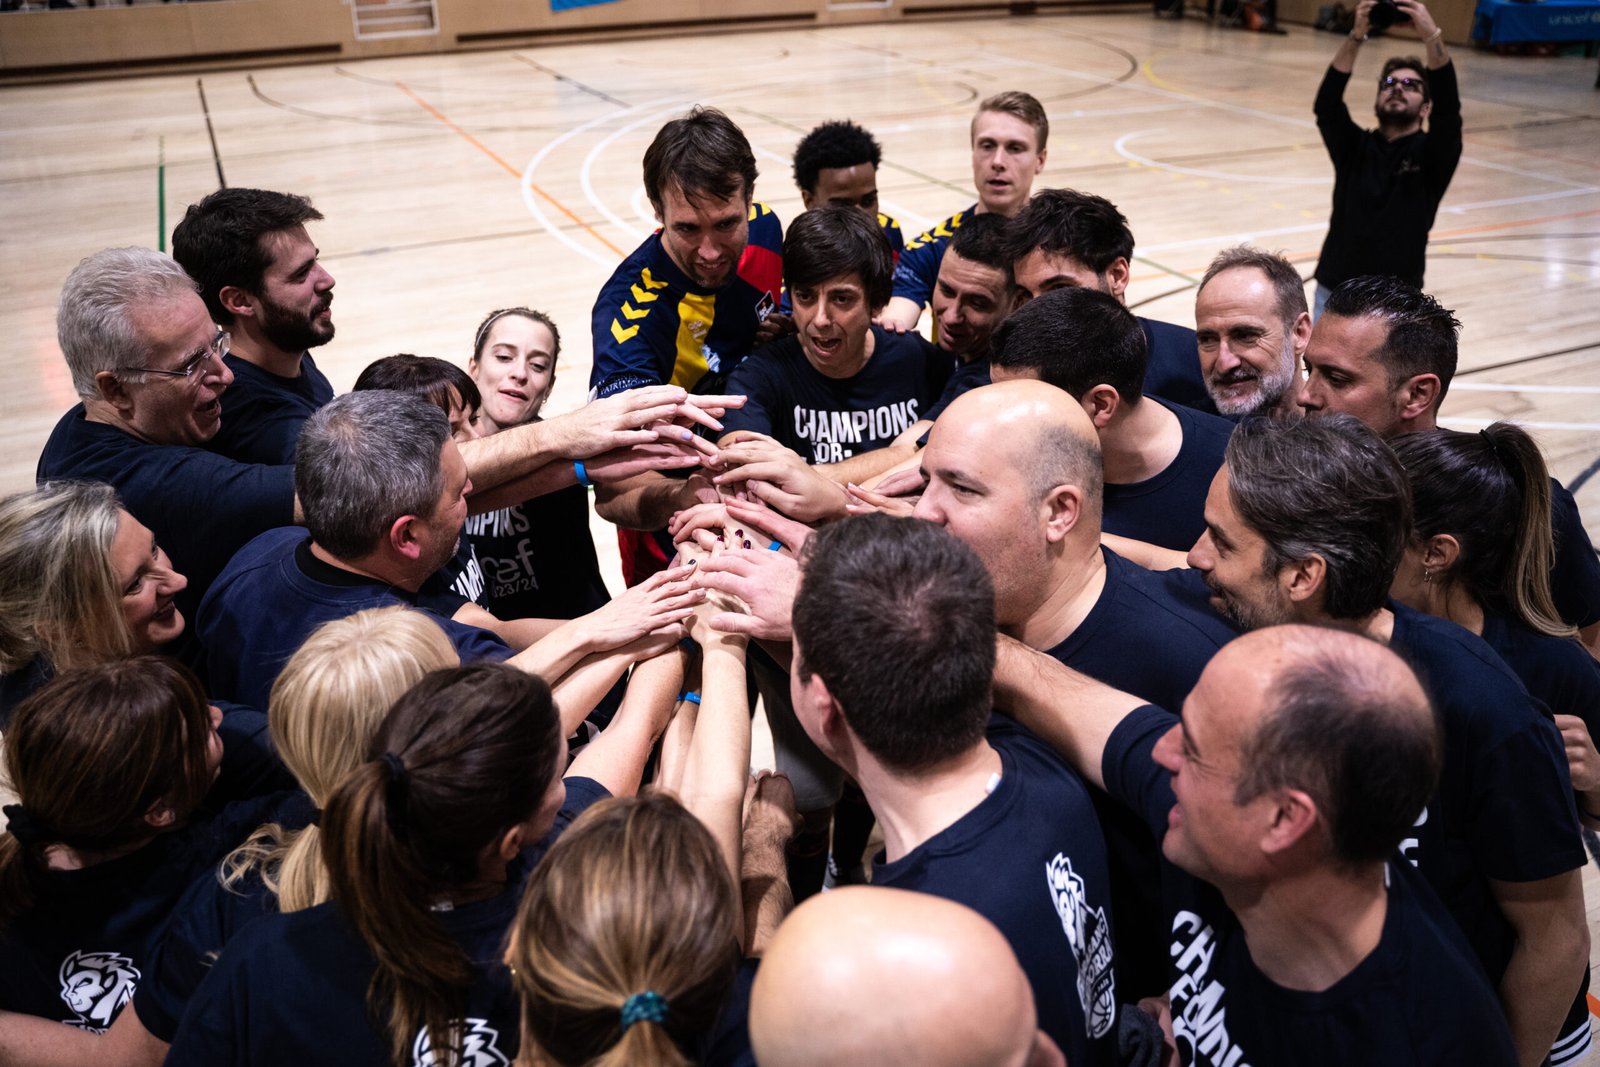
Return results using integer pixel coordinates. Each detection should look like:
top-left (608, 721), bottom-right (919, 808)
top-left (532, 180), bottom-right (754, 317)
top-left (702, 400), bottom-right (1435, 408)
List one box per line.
top-left (1313, 0), bottom-right (1460, 318)
top-left (37, 247), bottom-right (297, 660)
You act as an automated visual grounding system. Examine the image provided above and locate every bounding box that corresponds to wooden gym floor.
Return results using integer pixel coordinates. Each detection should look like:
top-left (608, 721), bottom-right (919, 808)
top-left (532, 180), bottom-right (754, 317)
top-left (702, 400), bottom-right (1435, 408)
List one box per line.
top-left (2, 10), bottom-right (1599, 1018)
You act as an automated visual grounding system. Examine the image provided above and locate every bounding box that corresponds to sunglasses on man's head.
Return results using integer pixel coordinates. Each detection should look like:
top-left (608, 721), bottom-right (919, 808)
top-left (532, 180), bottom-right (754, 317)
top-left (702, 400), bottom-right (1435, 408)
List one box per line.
top-left (1380, 76), bottom-right (1426, 93)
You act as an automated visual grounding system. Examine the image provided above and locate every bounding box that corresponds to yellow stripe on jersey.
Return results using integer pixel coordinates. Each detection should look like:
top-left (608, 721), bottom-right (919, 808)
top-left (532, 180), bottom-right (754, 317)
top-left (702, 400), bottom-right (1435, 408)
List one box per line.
top-left (609, 266), bottom-right (672, 345)
top-left (904, 211), bottom-right (966, 251)
top-left (670, 291), bottom-right (717, 388)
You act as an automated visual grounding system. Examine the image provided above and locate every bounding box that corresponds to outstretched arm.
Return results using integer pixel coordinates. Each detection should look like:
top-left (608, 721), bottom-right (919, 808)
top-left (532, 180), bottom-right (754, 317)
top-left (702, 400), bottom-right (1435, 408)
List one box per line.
top-left (992, 635), bottom-right (1148, 790)
top-left (565, 647), bottom-right (685, 797)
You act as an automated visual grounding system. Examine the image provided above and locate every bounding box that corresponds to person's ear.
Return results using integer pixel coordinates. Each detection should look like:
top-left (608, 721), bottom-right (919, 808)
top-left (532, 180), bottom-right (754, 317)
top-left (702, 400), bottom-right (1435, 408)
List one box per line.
top-left (1103, 258), bottom-right (1131, 302)
top-left (94, 371), bottom-right (135, 415)
top-left (388, 514), bottom-right (425, 562)
top-left (1280, 554), bottom-right (1327, 609)
top-left (1081, 385), bottom-right (1121, 429)
top-left (1041, 484), bottom-right (1086, 544)
top-left (143, 799), bottom-right (178, 831)
top-left (1290, 311), bottom-right (1313, 358)
top-left (1397, 373), bottom-right (1441, 422)
top-left (1422, 533), bottom-right (1460, 575)
top-left (1419, 99), bottom-right (1433, 122)
top-left (1260, 787), bottom-right (1319, 856)
top-left (495, 823), bottom-right (525, 863)
top-left (217, 285), bottom-right (256, 321)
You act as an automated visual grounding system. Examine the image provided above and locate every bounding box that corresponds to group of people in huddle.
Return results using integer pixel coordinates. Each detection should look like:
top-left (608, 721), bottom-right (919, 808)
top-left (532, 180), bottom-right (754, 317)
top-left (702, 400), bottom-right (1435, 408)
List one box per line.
top-left (2, 6), bottom-right (1598, 1064)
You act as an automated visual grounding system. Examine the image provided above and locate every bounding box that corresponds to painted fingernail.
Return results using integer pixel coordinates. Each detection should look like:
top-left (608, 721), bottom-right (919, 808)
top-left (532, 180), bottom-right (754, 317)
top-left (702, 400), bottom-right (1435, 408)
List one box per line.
top-left (735, 528), bottom-right (744, 537)
top-left (743, 539), bottom-right (753, 549)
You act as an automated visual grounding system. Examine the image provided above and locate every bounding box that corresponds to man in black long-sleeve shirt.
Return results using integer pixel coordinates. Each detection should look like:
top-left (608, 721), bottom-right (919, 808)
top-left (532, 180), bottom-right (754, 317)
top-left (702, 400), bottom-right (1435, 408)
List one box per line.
top-left (1313, 0), bottom-right (1461, 316)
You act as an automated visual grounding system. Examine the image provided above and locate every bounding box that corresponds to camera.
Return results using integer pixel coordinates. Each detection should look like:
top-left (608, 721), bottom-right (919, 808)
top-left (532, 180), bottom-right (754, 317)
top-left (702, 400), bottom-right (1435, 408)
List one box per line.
top-left (1368, 0), bottom-right (1411, 29)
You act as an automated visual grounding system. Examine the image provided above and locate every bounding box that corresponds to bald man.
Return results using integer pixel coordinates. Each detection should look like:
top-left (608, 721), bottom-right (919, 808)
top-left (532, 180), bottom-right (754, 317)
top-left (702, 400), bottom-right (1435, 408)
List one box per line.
top-left (751, 887), bottom-right (1064, 1067)
top-left (997, 624), bottom-right (1519, 1065)
top-left (913, 378), bottom-right (1235, 1000)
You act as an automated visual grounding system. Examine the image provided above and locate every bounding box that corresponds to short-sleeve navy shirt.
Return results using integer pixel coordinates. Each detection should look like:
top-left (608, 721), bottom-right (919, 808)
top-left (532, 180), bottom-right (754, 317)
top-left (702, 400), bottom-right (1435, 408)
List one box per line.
top-left (1138, 318), bottom-right (1217, 416)
top-left (1101, 399), bottom-right (1233, 553)
top-left (0, 791), bottom-right (297, 1031)
top-left (1549, 480), bottom-right (1600, 629)
top-left (720, 326), bottom-right (950, 464)
top-left (198, 528), bottom-right (511, 708)
top-left (163, 778), bottom-right (609, 1066)
top-left (1102, 705), bottom-right (1518, 1067)
top-left (872, 718), bottom-right (1118, 1067)
top-left (1387, 602), bottom-right (1585, 982)
top-left (206, 353), bottom-right (334, 467)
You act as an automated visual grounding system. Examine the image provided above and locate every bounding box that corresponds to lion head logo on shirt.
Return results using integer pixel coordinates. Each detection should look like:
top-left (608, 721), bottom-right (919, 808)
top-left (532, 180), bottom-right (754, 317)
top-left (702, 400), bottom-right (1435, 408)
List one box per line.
top-left (1046, 853), bottom-right (1117, 1039)
top-left (411, 1018), bottom-right (510, 1067)
top-left (58, 949), bottom-right (140, 1032)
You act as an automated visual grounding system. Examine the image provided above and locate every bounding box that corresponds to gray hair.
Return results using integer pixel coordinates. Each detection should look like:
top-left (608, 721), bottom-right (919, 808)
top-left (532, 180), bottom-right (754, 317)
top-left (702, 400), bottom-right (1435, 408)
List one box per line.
top-left (56, 248), bottom-right (201, 400)
top-left (1199, 246), bottom-right (1308, 329)
top-left (294, 392), bottom-right (451, 559)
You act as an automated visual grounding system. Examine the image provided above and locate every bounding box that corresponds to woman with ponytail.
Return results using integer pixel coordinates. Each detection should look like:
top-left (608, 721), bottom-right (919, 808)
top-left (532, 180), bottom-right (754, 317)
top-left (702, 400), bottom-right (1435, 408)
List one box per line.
top-left (507, 576), bottom-right (798, 1067)
top-left (1392, 422), bottom-right (1600, 819)
top-left (166, 650), bottom-right (678, 1067)
top-left (1393, 422), bottom-right (1600, 1067)
top-left (0, 657), bottom-right (286, 1033)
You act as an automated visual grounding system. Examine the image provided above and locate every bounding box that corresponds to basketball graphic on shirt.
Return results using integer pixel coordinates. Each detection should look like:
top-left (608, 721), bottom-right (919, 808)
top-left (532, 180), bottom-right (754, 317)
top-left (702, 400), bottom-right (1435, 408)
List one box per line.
top-left (1046, 853), bottom-right (1117, 1038)
top-left (57, 949), bottom-right (140, 1032)
top-left (411, 1018), bottom-right (511, 1066)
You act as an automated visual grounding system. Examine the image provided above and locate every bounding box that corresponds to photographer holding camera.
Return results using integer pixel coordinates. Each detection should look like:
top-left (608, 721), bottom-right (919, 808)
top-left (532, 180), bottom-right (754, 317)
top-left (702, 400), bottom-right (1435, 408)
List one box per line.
top-left (1312, 0), bottom-right (1459, 317)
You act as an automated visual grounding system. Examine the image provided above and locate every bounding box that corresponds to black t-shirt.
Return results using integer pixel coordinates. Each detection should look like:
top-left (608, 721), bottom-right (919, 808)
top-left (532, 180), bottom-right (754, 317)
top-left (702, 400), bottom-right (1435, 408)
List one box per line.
top-left (1101, 705), bottom-right (1518, 1066)
top-left (721, 326), bottom-right (950, 463)
top-left (37, 405), bottom-right (296, 651)
top-left (1102, 399), bottom-right (1233, 553)
top-left (1039, 547), bottom-right (1237, 999)
top-left (1139, 318), bottom-right (1217, 416)
top-left (1550, 479), bottom-right (1600, 629)
top-left (163, 778), bottom-right (609, 1065)
top-left (144, 777), bottom-right (605, 1044)
top-left (0, 791), bottom-right (297, 1031)
top-left (462, 483), bottom-right (611, 622)
top-left (206, 353), bottom-right (334, 467)
top-left (1313, 62), bottom-right (1463, 289)
top-left (197, 529), bottom-right (511, 709)
top-left (1387, 602), bottom-right (1585, 983)
top-left (1480, 611), bottom-right (1600, 743)
top-left (872, 718), bottom-right (1118, 1067)
top-left (1044, 548), bottom-right (1237, 714)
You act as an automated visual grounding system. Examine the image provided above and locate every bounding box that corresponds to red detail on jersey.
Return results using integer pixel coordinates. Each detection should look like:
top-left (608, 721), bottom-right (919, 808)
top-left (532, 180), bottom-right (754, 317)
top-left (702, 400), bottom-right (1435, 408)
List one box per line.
top-left (617, 527), bottom-right (672, 588)
top-left (738, 244), bottom-right (783, 304)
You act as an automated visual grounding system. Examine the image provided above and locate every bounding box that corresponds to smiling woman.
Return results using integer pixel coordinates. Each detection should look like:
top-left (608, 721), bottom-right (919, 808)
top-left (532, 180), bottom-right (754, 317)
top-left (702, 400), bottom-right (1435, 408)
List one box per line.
top-left (0, 482), bottom-right (189, 727)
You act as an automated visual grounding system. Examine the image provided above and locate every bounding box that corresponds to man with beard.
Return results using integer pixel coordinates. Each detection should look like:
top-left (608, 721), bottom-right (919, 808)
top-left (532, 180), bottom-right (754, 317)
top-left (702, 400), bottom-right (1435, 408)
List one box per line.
top-left (172, 189), bottom-right (337, 465)
top-left (1193, 246), bottom-right (1309, 419)
top-left (1313, 0), bottom-right (1460, 316)
top-left (589, 106), bottom-right (784, 584)
top-left (1179, 416), bottom-right (1587, 1066)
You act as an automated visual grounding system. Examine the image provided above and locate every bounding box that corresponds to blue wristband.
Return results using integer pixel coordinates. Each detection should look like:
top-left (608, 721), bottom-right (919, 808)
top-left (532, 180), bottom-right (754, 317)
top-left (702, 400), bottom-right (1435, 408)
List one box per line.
top-left (573, 461), bottom-right (593, 488)
top-left (767, 540), bottom-right (782, 551)
top-left (677, 691), bottom-right (702, 705)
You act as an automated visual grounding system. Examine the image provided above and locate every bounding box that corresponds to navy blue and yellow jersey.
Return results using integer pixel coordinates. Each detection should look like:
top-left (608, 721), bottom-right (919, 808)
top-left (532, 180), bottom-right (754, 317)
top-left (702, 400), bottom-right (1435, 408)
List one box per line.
top-left (879, 211), bottom-right (906, 264)
top-left (589, 203), bottom-right (783, 399)
top-left (889, 203), bottom-right (976, 310)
